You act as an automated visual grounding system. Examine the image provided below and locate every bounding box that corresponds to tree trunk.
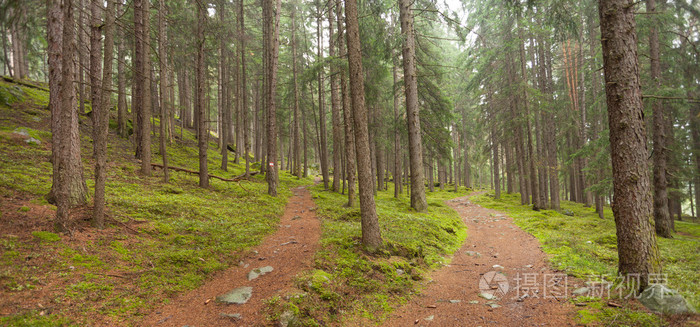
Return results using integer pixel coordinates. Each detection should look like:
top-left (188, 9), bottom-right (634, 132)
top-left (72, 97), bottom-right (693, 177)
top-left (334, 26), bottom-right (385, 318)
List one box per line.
top-left (337, 0), bottom-right (355, 207)
top-left (241, 0), bottom-right (250, 176)
top-left (90, 0), bottom-right (102, 123)
top-left (345, 0), bottom-right (382, 249)
top-left (329, 5), bottom-right (342, 190)
top-left (158, 0), bottom-right (170, 183)
top-left (264, 0), bottom-right (281, 196)
top-left (49, 0), bottom-right (88, 231)
top-left (647, 0), bottom-right (673, 238)
top-left (399, 0), bottom-right (427, 211)
top-left (292, 3), bottom-right (301, 178)
top-left (94, 0), bottom-right (116, 228)
top-left (196, 0), bottom-right (208, 188)
top-left (599, 0), bottom-right (662, 289)
top-left (492, 126), bottom-right (500, 199)
top-left (116, 0), bottom-right (127, 138)
top-left (393, 52), bottom-right (402, 198)
top-left (318, 12), bottom-right (329, 190)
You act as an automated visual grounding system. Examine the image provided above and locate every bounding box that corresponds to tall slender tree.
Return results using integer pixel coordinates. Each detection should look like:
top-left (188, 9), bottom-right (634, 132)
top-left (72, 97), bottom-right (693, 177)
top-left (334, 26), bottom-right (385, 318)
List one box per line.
top-left (345, 0), bottom-right (382, 249)
top-left (599, 0), bottom-right (662, 289)
top-left (196, 0), bottom-right (209, 188)
top-left (399, 0), bottom-right (427, 211)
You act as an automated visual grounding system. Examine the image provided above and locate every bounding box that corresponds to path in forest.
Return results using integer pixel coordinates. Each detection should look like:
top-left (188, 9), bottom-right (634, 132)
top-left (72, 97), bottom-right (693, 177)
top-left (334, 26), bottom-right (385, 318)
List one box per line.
top-left (141, 185), bottom-right (321, 327)
top-left (382, 194), bottom-right (582, 327)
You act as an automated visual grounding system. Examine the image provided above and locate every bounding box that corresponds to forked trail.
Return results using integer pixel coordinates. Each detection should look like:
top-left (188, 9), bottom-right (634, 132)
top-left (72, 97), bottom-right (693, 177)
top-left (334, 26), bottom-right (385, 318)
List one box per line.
top-left (383, 194), bottom-right (581, 327)
top-left (141, 186), bottom-right (321, 327)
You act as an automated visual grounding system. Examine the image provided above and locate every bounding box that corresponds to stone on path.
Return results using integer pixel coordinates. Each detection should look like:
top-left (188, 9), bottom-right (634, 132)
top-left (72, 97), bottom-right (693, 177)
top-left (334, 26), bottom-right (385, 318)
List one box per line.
top-left (424, 315), bottom-right (435, 321)
top-left (216, 286), bottom-right (253, 304)
top-left (449, 299), bottom-right (461, 303)
top-left (248, 266), bottom-right (274, 281)
top-left (638, 284), bottom-right (696, 314)
top-left (492, 264), bottom-right (504, 269)
top-left (479, 292), bottom-right (497, 300)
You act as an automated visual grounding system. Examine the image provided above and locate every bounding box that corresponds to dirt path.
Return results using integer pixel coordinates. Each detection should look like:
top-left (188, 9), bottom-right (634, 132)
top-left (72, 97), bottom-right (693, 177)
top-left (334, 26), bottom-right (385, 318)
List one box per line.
top-left (383, 194), bottom-right (581, 327)
top-left (141, 186), bottom-right (320, 327)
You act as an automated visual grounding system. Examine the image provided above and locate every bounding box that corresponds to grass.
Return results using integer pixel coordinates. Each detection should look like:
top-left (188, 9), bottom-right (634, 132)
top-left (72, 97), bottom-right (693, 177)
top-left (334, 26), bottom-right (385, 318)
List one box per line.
top-left (471, 191), bottom-right (700, 326)
top-left (264, 183), bottom-right (469, 325)
top-left (0, 78), bottom-right (313, 325)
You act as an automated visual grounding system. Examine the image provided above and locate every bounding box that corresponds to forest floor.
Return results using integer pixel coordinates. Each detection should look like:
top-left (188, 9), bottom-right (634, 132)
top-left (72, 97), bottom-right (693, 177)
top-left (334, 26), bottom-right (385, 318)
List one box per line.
top-left (140, 184), bottom-right (321, 326)
top-left (381, 193), bottom-right (582, 326)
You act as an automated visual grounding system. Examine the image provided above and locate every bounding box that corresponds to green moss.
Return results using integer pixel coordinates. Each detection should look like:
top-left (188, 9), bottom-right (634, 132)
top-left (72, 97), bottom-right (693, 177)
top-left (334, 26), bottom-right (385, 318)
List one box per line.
top-left (0, 311), bottom-right (73, 327)
top-left (31, 231), bottom-right (61, 243)
top-left (18, 206), bottom-right (30, 212)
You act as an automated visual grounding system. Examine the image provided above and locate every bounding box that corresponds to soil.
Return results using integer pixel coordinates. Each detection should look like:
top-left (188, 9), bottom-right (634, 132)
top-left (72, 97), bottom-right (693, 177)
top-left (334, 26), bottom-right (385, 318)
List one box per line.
top-left (382, 194), bottom-right (582, 327)
top-left (140, 185), bottom-right (321, 327)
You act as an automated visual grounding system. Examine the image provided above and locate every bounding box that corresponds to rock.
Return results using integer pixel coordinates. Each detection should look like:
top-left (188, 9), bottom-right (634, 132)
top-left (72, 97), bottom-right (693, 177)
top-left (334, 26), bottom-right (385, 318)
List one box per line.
top-left (424, 315), bottom-right (434, 321)
top-left (572, 287), bottom-right (590, 296)
top-left (638, 284), bottom-right (696, 314)
top-left (449, 300), bottom-right (461, 303)
top-left (492, 264), bottom-right (504, 269)
top-left (278, 310), bottom-right (297, 327)
top-left (563, 209), bottom-right (574, 216)
top-left (13, 128), bottom-right (29, 137)
top-left (469, 300), bottom-right (479, 304)
top-left (486, 303), bottom-right (502, 308)
top-left (465, 251), bottom-right (481, 257)
top-left (216, 286), bottom-right (253, 304)
top-left (396, 269), bottom-right (405, 275)
top-left (25, 137), bottom-right (41, 145)
top-left (292, 216), bottom-right (301, 220)
top-left (479, 292), bottom-right (496, 300)
top-left (525, 264), bottom-right (533, 268)
top-left (248, 266), bottom-right (274, 280)
top-left (220, 313), bottom-right (242, 320)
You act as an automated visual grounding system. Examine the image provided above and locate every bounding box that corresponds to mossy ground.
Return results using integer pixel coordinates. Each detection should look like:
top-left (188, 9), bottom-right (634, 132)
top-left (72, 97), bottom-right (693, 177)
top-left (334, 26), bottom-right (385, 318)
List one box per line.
top-left (472, 191), bottom-right (700, 326)
top-left (264, 184), bottom-right (469, 325)
top-left (0, 78), bottom-right (312, 325)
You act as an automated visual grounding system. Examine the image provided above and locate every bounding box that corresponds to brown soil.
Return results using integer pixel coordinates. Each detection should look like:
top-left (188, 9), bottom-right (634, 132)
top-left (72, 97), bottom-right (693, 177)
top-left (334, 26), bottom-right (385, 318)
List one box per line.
top-left (140, 185), bottom-right (321, 327)
top-left (382, 194), bottom-right (582, 327)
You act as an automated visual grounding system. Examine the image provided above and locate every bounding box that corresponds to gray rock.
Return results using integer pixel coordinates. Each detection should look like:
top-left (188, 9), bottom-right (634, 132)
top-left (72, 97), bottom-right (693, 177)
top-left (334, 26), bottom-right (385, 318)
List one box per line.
top-left (468, 300), bottom-right (479, 304)
top-left (449, 299), bottom-right (461, 303)
top-left (216, 286), bottom-right (253, 304)
top-left (639, 284), bottom-right (696, 314)
top-left (492, 264), bottom-right (504, 269)
top-left (396, 269), bottom-right (405, 275)
top-left (25, 137), bottom-right (41, 145)
top-left (486, 303), bottom-right (501, 308)
top-left (465, 251), bottom-right (481, 257)
top-left (424, 315), bottom-right (434, 321)
top-left (13, 128), bottom-right (29, 137)
top-left (479, 292), bottom-right (497, 300)
top-left (248, 266), bottom-right (274, 280)
top-left (292, 215), bottom-right (301, 220)
top-left (572, 287), bottom-right (590, 296)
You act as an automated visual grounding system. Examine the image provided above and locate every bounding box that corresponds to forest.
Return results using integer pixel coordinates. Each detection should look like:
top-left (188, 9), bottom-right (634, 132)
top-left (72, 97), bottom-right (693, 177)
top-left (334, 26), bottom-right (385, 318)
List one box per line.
top-left (0, 0), bottom-right (699, 325)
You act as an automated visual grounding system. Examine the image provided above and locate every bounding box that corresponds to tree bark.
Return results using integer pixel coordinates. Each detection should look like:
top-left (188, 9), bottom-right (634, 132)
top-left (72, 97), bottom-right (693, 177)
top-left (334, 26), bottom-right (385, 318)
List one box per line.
top-left (116, 0), bottom-right (127, 138)
top-left (399, 0), bottom-right (427, 211)
top-left (264, 0), bottom-right (281, 196)
top-left (49, 0), bottom-right (88, 231)
top-left (196, 0), bottom-right (208, 188)
top-left (94, 0), bottom-right (115, 228)
top-left (318, 11), bottom-right (330, 189)
top-left (292, 3), bottom-right (301, 178)
top-left (647, 0), bottom-right (673, 238)
top-left (329, 4), bottom-right (342, 191)
top-left (599, 0), bottom-right (662, 289)
top-left (345, 0), bottom-right (382, 249)
top-left (158, 0), bottom-right (170, 183)
top-left (241, 0), bottom-right (250, 176)
top-left (90, 0), bottom-right (102, 123)
top-left (337, 0), bottom-right (355, 206)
